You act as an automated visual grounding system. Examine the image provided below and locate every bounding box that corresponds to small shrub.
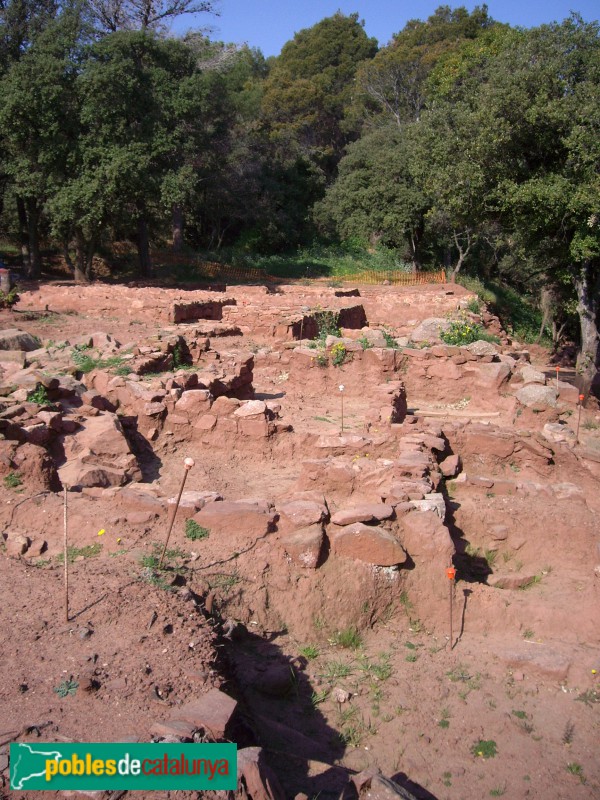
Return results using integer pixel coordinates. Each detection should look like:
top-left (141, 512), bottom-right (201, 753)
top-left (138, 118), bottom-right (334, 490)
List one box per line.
top-left (330, 342), bottom-right (348, 366)
top-left (381, 330), bottom-right (399, 348)
top-left (3, 471), bottom-right (22, 489)
top-left (185, 519), bottom-right (210, 541)
top-left (26, 384), bottom-right (52, 406)
top-left (471, 740), bottom-right (497, 759)
top-left (315, 352), bottom-right (328, 367)
top-left (358, 335), bottom-right (373, 350)
top-left (466, 297), bottom-right (482, 314)
top-left (0, 287), bottom-right (20, 309)
top-left (314, 309), bottom-right (341, 339)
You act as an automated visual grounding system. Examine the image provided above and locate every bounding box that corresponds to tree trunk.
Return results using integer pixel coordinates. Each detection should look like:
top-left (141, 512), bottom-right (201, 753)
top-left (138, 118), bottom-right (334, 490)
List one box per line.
top-left (450, 230), bottom-right (472, 282)
top-left (137, 216), bottom-right (151, 277)
top-left (574, 260), bottom-right (600, 400)
top-left (172, 204), bottom-right (184, 252)
top-left (26, 198), bottom-right (42, 278)
top-left (73, 231), bottom-right (91, 283)
top-left (16, 197), bottom-right (30, 272)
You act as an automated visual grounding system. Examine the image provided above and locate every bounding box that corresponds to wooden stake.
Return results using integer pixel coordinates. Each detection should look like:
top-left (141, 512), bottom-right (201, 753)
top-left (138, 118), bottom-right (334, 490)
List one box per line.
top-left (339, 384), bottom-right (345, 434)
top-left (158, 458), bottom-right (194, 568)
top-left (63, 485), bottom-right (69, 622)
top-left (555, 366), bottom-right (560, 393)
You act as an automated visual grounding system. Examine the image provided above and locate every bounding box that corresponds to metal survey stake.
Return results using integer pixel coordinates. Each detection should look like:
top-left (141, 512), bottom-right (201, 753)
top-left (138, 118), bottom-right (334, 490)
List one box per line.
top-left (446, 566), bottom-right (456, 648)
top-left (339, 384), bottom-right (345, 434)
top-left (158, 457), bottom-right (195, 568)
top-left (576, 394), bottom-right (585, 442)
top-left (63, 485), bottom-right (69, 622)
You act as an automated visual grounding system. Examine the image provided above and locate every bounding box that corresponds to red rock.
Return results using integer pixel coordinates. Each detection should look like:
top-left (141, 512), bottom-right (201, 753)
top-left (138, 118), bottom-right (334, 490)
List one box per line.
top-left (193, 501), bottom-right (275, 539)
top-left (238, 417), bottom-right (269, 437)
top-left (211, 396), bottom-right (241, 416)
top-left (237, 747), bottom-right (285, 800)
top-left (439, 454), bottom-right (461, 477)
top-left (280, 524), bottom-right (324, 569)
top-left (400, 511), bottom-right (454, 564)
top-left (173, 687), bottom-right (237, 739)
top-left (143, 401), bottom-right (167, 416)
top-left (234, 399), bottom-right (266, 418)
top-left (427, 360), bottom-right (462, 381)
top-left (463, 432), bottom-right (515, 459)
top-left (6, 533), bottom-right (30, 557)
top-left (329, 522), bottom-right (406, 566)
top-left (467, 475), bottom-right (494, 488)
top-left (150, 719), bottom-right (197, 739)
top-left (175, 389), bottom-right (212, 416)
top-left (330, 503), bottom-right (394, 526)
top-left (487, 573), bottom-right (539, 590)
top-left (278, 500), bottom-right (328, 528)
top-left (194, 414), bottom-right (217, 431)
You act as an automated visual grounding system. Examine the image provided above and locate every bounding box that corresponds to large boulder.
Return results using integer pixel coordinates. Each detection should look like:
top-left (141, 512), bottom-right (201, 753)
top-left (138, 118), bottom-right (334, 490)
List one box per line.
top-left (516, 384), bottom-right (558, 409)
top-left (58, 412), bottom-right (141, 488)
top-left (328, 522), bottom-right (407, 566)
top-left (192, 500), bottom-right (276, 539)
top-left (409, 318), bottom-right (450, 344)
top-left (399, 511), bottom-right (454, 564)
top-left (280, 524), bottom-right (324, 569)
top-left (0, 329), bottom-right (40, 352)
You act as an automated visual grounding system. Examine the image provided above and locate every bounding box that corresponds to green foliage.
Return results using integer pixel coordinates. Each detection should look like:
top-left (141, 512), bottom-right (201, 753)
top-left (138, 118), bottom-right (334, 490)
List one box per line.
top-left (185, 519), bottom-right (210, 541)
top-left (0, 287), bottom-right (19, 308)
top-left (330, 627), bottom-right (362, 649)
top-left (358, 335), bottom-right (373, 350)
top-left (56, 543), bottom-right (102, 563)
top-left (566, 763), bottom-right (585, 783)
top-left (440, 317), bottom-right (497, 346)
top-left (26, 384), bottom-right (53, 405)
top-left (381, 330), bottom-right (399, 348)
top-left (330, 342), bottom-right (348, 366)
top-left (471, 740), bottom-right (497, 759)
top-left (3, 471), bottom-right (22, 488)
top-left (466, 297), bottom-right (481, 314)
top-left (299, 645), bottom-right (319, 660)
top-left (54, 678), bottom-right (78, 697)
top-left (314, 309), bottom-right (340, 338)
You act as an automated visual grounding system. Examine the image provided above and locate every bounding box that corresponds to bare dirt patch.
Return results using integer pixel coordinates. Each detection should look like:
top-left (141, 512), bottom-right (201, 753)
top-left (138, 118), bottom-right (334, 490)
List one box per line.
top-left (1, 280), bottom-right (599, 800)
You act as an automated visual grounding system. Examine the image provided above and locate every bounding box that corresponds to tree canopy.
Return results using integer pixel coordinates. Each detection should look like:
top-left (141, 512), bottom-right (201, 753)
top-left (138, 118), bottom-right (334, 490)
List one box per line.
top-left (0, 5), bottom-right (598, 391)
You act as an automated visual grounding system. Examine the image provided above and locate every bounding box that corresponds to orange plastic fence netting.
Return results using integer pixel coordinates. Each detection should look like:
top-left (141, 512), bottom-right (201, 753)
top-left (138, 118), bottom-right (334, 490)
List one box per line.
top-left (195, 263), bottom-right (447, 285)
top-left (348, 269), bottom-right (447, 285)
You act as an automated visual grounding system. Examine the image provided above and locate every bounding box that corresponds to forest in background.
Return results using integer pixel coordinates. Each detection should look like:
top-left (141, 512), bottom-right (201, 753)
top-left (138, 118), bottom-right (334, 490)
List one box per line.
top-left (0, 2), bottom-right (598, 392)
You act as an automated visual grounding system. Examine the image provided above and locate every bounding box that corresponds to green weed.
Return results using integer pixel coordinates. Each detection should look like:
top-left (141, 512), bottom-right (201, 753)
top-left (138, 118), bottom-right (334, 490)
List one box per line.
top-left (330, 342), bottom-right (348, 366)
top-left (299, 645), bottom-right (319, 660)
top-left (381, 330), bottom-right (399, 348)
top-left (566, 763), bottom-right (585, 783)
top-left (471, 740), bottom-right (497, 759)
top-left (185, 520), bottom-right (210, 541)
top-left (3, 471), bottom-right (22, 489)
top-left (330, 627), bottom-right (362, 650)
top-left (322, 661), bottom-right (353, 683)
top-left (56, 543), bottom-right (102, 563)
top-left (26, 384), bottom-right (54, 406)
top-left (54, 678), bottom-right (78, 697)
